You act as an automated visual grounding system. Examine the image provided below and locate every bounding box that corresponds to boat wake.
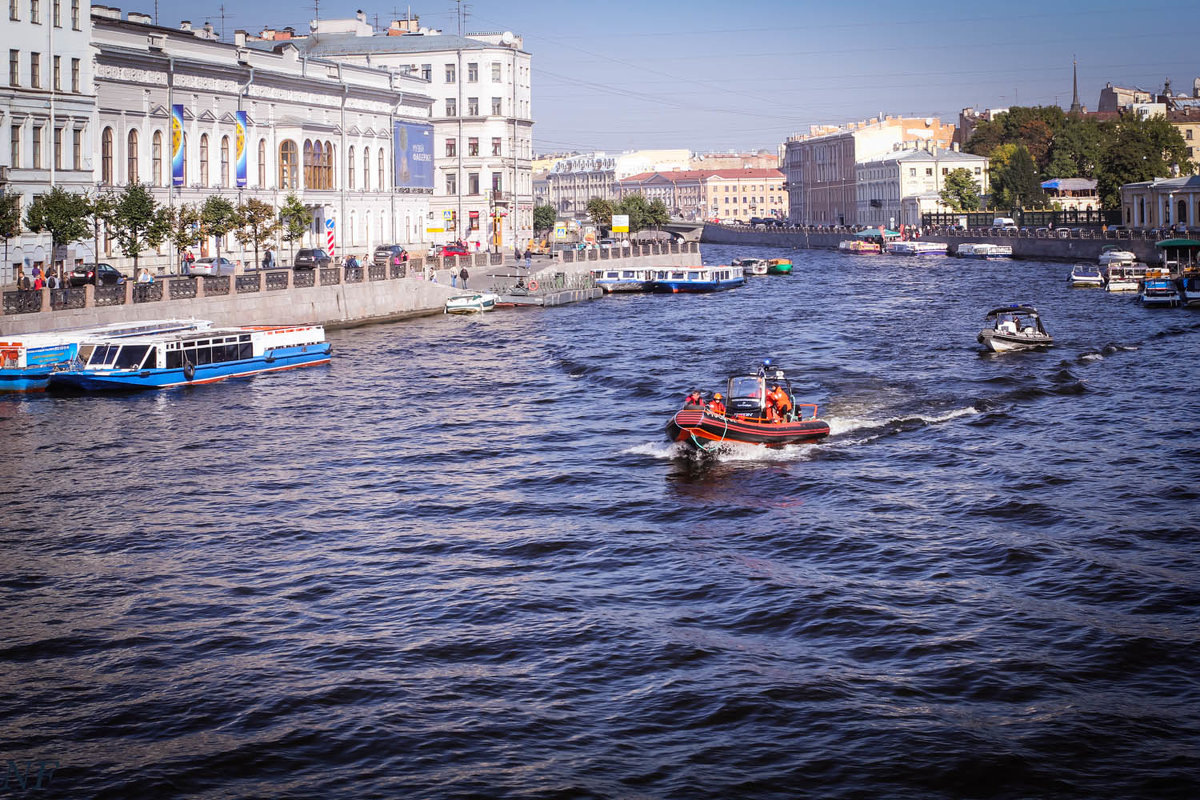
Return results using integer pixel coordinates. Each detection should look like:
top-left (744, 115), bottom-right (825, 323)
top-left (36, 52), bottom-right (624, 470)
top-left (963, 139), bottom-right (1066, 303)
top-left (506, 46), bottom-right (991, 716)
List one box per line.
top-left (828, 404), bottom-right (980, 438)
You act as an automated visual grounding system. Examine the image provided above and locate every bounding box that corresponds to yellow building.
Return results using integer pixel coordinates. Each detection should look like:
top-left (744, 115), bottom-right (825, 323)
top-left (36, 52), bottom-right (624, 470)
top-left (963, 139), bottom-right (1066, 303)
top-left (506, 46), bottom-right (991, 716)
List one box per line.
top-left (702, 169), bottom-right (788, 222)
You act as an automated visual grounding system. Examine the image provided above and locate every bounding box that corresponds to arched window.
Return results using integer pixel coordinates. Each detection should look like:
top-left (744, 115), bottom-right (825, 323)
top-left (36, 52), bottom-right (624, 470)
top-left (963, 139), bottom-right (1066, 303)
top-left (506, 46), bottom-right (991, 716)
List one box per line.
top-left (348, 146), bottom-right (356, 190)
top-left (220, 135), bottom-right (230, 187)
top-left (378, 147), bottom-right (385, 191)
top-left (257, 139), bottom-right (266, 187)
top-left (152, 130), bottom-right (163, 186)
top-left (181, 134), bottom-right (188, 184)
top-left (101, 127), bottom-right (114, 184)
top-left (324, 140), bottom-right (333, 190)
top-left (279, 140), bottom-right (298, 189)
top-left (303, 140), bottom-right (314, 188)
top-left (1179, 199), bottom-right (1188, 226)
top-left (126, 129), bottom-right (139, 184)
top-left (363, 148), bottom-right (370, 191)
top-left (199, 133), bottom-right (210, 185)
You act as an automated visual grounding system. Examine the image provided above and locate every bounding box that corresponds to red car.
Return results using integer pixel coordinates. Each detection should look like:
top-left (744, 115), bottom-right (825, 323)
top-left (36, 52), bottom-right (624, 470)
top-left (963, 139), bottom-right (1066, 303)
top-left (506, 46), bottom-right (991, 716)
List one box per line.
top-left (432, 243), bottom-right (471, 258)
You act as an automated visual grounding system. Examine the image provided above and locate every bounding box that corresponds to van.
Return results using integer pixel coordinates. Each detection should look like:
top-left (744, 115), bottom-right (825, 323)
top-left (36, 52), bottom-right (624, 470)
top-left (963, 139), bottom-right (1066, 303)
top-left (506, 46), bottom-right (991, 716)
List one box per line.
top-left (992, 217), bottom-right (1018, 230)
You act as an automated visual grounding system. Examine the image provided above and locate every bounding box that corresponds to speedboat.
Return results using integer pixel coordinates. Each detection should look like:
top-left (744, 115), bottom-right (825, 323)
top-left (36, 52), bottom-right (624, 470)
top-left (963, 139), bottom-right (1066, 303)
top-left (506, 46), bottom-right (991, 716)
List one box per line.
top-left (651, 265), bottom-right (744, 293)
top-left (0, 319), bottom-right (212, 393)
top-left (733, 258), bottom-right (769, 276)
top-left (591, 268), bottom-right (654, 293)
top-left (665, 360), bottom-right (831, 451)
top-left (444, 292), bottom-right (498, 313)
top-left (977, 306), bottom-right (1053, 352)
top-left (1068, 264), bottom-right (1105, 287)
top-left (839, 240), bottom-right (881, 254)
top-left (1106, 262), bottom-right (1146, 292)
top-left (958, 243), bottom-right (1013, 259)
top-left (887, 241), bottom-right (948, 256)
top-left (1098, 246), bottom-right (1137, 267)
top-left (1139, 275), bottom-right (1180, 308)
top-left (49, 325), bottom-right (330, 391)
top-left (766, 258), bottom-right (793, 274)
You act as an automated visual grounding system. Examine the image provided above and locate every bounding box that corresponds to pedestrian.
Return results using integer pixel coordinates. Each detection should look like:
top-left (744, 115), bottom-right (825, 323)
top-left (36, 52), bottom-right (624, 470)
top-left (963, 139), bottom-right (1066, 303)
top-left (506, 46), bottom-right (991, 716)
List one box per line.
top-left (459, 266), bottom-right (469, 289)
top-left (32, 271), bottom-right (44, 290)
top-left (524, 248), bottom-right (532, 270)
top-left (263, 247), bottom-right (276, 269)
top-left (45, 271), bottom-right (59, 290)
top-left (17, 267), bottom-right (30, 290)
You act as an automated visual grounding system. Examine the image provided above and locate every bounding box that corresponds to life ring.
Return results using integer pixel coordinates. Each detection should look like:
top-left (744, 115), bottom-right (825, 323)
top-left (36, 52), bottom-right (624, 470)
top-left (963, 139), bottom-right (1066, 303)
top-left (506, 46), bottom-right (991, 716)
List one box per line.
top-left (183, 362), bottom-right (195, 381)
top-left (528, 280), bottom-right (539, 291)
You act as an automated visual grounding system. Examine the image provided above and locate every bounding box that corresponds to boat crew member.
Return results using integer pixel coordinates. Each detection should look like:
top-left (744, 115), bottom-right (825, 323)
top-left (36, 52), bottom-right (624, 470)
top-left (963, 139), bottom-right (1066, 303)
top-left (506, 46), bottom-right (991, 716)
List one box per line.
top-left (707, 392), bottom-right (726, 416)
top-left (684, 390), bottom-right (704, 408)
top-left (769, 384), bottom-right (793, 421)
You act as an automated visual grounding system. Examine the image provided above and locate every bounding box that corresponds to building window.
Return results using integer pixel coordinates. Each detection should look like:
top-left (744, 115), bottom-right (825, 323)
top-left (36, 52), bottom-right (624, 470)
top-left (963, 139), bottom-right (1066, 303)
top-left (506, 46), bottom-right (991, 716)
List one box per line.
top-left (9, 0), bottom-right (17, 20)
top-left (8, 49), bottom-right (17, 87)
top-left (925, 168), bottom-right (932, 176)
top-left (491, 97), bottom-right (502, 115)
top-left (420, 63), bottom-right (431, 81)
top-left (52, 0), bottom-right (59, 26)
top-left (492, 137), bottom-right (501, 157)
top-left (1187, 129), bottom-right (1194, 141)
top-left (491, 62), bottom-right (501, 82)
top-left (445, 63), bottom-right (455, 83)
top-left (468, 137), bottom-right (478, 156)
top-left (71, 0), bottom-right (78, 28)
top-left (30, 52), bottom-right (40, 88)
top-left (70, 57), bottom-right (79, 92)
top-left (468, 172), bottom-right (479, 195)
top-left (445, 137), bottom-right (456, 157)
top-left (445, 97), bottom-right (456, 116)
top-left (974, 166), bottom-right (981, 174)
top-left (72, 127), bottom-right (81, 170)
top-left (30, 0), bottom-right (38, 23)
top-left (152, 130), bottom-right (162, 185)
top-left (10, 124), bottom-right (19, 167)
top-left (362, 147), bottom-right (370, 191)
top-left (29, 124), bottom-right (41, 168)
top-left (466, 97), bottom-right (480, 116)
top-left (378, 152), bottom-right (384, 190)
top-left (127, 129), bottom-right (139, 183)
top-left (467, 62), bottom-right (478, 82)
top-left (446, 171), bottom-right (456, 194)
top-left (279, 140), bottom-right (298, 189)
top-left (199, 133), bottom-right (209, 184)
top-left (347, 145), bottom-right (355, 189)
top-left (257, 138), bottom-right (266, 187)
top-left (52, 55), bottom-right (59, 89)
top-left (491, 172), bottom-right (502, 193)
top-left (101, 126), bottom-right (113, 183)
top-left (220, 135), bottom-right (230, 186)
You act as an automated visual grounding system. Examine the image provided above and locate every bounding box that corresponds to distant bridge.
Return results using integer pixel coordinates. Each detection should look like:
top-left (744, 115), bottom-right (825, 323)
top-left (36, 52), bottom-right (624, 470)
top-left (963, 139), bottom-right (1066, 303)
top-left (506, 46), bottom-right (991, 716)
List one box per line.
top-left (662, 220), bottom-right (705, 242)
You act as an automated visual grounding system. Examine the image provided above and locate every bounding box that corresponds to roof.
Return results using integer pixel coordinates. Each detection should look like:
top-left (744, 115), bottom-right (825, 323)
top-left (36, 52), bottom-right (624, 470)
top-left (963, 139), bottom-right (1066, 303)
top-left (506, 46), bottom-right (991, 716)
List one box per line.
top-left (616, 169), bottom-right (781, 184)
top-left (248, 31), bottom-right (508, 57)
top-left (1123, 175), bottom-right (1200, 190)
top-left (1042, 178), bottom-right (1097, 191)
top-left (1155, 238), bottom-right (1200, 248)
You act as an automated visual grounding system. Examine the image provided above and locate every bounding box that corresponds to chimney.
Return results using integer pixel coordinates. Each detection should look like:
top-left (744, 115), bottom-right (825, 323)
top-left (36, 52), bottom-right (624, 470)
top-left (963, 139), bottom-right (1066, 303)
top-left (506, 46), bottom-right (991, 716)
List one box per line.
top-left (180, 20), bottom-right (192, 31)
top-left (234, 29), bottom-right (247, 47)
top-left (128, 11), bottom-right (151, 24)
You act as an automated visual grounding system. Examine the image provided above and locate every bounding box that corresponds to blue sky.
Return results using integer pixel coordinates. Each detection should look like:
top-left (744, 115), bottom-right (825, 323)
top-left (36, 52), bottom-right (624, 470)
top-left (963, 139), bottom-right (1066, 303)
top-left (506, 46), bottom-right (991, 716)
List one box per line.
top-left (142, 0), bottom-right (1199, 154)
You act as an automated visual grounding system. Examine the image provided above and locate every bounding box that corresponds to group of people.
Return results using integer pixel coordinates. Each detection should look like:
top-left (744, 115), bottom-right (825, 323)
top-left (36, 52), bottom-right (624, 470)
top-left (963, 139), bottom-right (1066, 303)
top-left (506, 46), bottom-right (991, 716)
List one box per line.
top-left (15, 265), bottom-right (64, 291)
top-left (683, 382), bottom-right (795, 423)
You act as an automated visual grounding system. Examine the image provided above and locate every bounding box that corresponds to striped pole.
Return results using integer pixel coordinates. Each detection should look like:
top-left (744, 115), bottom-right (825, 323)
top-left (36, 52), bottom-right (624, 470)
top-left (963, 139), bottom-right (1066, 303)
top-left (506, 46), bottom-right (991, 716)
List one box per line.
top-left (325, 217), bottom-right (336, 259)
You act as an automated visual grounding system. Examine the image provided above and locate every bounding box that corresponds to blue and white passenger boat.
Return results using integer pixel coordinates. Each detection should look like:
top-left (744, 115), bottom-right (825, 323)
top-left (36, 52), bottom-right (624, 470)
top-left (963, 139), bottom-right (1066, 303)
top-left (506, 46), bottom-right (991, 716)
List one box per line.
top-left (0, 319), bottom-right (212, 393)
top-left (887, 241), bottom-right (948, 256)
top-left (651, 265), bottom-right (744, 293)
top-left (958, 243), bottom-right (1013, 259)
top-left (1139, 275), bottom-right (1181, 308)
top-left (50, 324), bottom-right (330, 391)
top-left (590, 267), bottom-right (655, 293)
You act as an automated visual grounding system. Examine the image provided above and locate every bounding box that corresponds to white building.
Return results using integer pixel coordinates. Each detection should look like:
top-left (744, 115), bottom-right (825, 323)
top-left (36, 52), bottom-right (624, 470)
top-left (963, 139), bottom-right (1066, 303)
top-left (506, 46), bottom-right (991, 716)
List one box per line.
top-left (855, 146), bottom-right (989, 228)
top-left (260, 14), bottom-right (534, 251)
top-left (546, 149), bottom-right (690, 218)
top-left (89, 8), bottom-right (433, 269)
top-left (1, 0), bottom-right (97, 282)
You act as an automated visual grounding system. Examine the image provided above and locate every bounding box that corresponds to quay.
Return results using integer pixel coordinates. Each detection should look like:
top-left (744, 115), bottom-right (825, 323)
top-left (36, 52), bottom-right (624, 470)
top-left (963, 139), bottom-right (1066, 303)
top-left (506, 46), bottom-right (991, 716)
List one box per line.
top-left (0, 243), bottom-right (700, 336)
top-left (702, 223), bottom-right (1167, 264)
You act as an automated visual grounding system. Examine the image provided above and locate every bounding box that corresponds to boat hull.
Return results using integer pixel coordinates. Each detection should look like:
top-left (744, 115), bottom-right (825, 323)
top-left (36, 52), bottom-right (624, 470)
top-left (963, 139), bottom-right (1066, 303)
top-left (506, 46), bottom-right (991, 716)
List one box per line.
top-left (598, 281), bottom-right (653, 293)
top-left (51, 344), bottom-right (331, 391)
top-left (666, 408), bottom-right (830, 448)
top-left (652, 279), bottom-right (744, 293)
top-left (445, 293), bottom-right (498, 313)
top-left (978, 331), bottom-right (1053, 352)
top-left (0, 368), bottom-right (56, 392)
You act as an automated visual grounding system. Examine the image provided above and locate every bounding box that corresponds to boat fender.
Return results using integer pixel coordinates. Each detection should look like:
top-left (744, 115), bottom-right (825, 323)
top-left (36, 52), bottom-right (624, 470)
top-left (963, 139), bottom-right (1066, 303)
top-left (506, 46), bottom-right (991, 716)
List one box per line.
top-left (528, 280), bottom-right (538, 291)
top-left (183, 362), bottom-right (195, 381)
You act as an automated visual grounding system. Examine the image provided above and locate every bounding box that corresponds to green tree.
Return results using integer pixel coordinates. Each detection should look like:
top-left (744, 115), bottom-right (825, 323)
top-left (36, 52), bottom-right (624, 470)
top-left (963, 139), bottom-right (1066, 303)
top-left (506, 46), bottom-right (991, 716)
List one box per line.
top-left (939, 168), bottom-right (982, 211)
top-left (991, 144), bottom-right (1046, 211)
top-left (24, 187), bottom-right (91, 266)
top-left (86, 191), bottom-right (118, 270)
top-left (585, 197), bottom-right (614, 230)
top-left (112, 182), bottom-right (171, 272)
top-left (615, 193), bottom-right (651, 232)
top-left (533, 203), bottom-right (557, 233)
top-left (169, 203), bottom-right (202, 268)
top-left (0, 194), bottom-right (21, 271)
top-left (235, 198), bottom-right (280, 268)
top-left (1044, 117), bottom-right (1108, 179)
top-left (647, 198), bottom-right (671, 229)
top-left (200, 195), bottom-right (239, 265)
top-left (278, 193), bottom-right (310, 264)
top-left (1096, 114), bottom-right (1193, 209)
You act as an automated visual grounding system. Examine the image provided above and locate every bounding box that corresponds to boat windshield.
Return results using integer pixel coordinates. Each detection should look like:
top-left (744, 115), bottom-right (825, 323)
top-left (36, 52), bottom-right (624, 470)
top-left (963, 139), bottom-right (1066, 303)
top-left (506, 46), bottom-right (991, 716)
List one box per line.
top-left (113, 345), bottom-right (152, 369)
top-left (729, 376), bottom-right (763, 399)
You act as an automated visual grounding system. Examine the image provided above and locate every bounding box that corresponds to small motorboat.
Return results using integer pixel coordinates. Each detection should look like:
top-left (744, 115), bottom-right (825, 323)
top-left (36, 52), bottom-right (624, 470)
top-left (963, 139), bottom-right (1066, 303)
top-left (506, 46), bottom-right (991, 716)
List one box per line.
top-left (665, 360), bottom-right (831, 451)
top-left (733, 258), bottom-right (769, 276)
top-left (766, 258), bottom-right (793, 275)
top-left (838, 240), bottom-right (881, 254)
top-left (1098, 246), bottom-right (1137, 267)
top-left (1106, 262), bottom-right (1146, 292)
top-left (1139, 274), bottom-right (1180, 308)
top-left (444, 292), bottom-right (499, 313)
top-left (977, 306), bottom-right (1053, 352)
top-left (1068, 264), bottom-right (1105, 287)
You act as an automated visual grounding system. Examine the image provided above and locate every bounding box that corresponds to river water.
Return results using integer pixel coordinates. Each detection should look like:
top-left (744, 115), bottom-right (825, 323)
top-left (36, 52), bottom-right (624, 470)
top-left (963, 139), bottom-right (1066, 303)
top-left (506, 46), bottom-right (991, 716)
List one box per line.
top-left (2, 244), bottom-right (1198, 799)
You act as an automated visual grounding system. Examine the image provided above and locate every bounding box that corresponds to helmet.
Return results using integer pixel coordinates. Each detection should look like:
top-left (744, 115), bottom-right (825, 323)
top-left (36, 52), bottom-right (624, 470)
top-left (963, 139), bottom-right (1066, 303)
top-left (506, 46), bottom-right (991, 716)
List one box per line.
top-left (713, 393), bottom-right (723, 399)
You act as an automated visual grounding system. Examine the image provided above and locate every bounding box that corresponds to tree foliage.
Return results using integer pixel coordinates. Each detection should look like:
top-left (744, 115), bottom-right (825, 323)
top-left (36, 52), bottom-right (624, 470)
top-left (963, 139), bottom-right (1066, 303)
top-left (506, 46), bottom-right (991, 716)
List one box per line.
top-left (200, 195), bottom-right (239, 263)
top-left (278, 193), bottom-right (310, 262)
top-left (939, 168), bottom-right (982, 211)
top-left (586, 197), bottom-right (614, 230)
top-left (647, 198), bottom-right (671, 228)
top-left (112, 182), bottom-right (171, 270)
top-left (24, 187), bottom-right (91, 257)
top-left (533, 203), bottom-right (557, 233)
top-left (990, 145), bottom-right (1046, 210)
top-left (615, 194), bottom-right (651, 233)
top-left (1096, 114), bottom-right (1193, 209)
top-left (169, 204), bottom-right (202, 258)
top-left (235, 198), bottom-right (280, 267)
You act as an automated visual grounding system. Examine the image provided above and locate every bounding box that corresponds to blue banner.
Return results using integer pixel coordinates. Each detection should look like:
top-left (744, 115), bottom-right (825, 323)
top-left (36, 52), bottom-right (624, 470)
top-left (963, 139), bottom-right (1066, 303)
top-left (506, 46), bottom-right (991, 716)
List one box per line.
top-left (235, 111), bottom-right (247, 188)
top-left (393, 122), bottom-right (434, 190)
top-left (171, 104), bottom-right (184, 187)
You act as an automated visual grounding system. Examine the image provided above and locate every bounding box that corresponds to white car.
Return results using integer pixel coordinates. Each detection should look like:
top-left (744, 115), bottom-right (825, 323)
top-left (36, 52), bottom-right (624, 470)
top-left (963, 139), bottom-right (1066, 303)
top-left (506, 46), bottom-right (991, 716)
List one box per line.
top-left (189, 256), bottom-right (237, 276)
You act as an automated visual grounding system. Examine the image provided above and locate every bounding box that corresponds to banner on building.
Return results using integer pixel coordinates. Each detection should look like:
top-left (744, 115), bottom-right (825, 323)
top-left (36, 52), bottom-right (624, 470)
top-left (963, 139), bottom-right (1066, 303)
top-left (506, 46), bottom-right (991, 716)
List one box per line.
top-left (611, 214), bottom-right (629, 233)
top-left (171, 105), bottom-right (185, 187)
top-left (235, 111), bottom-right (247, 188)
top-left (393, 122), bottom-right (434, 190)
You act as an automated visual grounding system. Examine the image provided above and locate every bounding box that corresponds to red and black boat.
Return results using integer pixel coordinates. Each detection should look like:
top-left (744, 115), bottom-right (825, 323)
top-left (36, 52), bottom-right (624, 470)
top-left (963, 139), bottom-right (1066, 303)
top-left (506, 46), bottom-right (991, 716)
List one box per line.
top-left (666, 361), bottom-right (831, 450)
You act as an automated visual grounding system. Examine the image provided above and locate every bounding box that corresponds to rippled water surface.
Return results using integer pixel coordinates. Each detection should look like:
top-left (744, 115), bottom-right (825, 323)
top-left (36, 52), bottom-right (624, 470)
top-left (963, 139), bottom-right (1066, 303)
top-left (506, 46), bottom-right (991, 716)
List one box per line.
top-left (3, 244), bottom-right (1199, 799)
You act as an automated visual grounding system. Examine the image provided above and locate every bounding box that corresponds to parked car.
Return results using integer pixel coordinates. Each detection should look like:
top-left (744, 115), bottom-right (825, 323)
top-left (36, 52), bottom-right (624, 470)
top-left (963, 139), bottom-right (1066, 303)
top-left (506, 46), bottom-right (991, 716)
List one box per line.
top-left (69, 263), bottom-right (125, 287)
top-left (189, 256), bottom-right (237, 276)
top-left (294, 248), bottom-right (332, 270)
top-left (373, 244), bottom-right (409, 267)
top-left (598, 238), bottom-right (616, 249)
top-left (430, 243), bottom-right (471, 258)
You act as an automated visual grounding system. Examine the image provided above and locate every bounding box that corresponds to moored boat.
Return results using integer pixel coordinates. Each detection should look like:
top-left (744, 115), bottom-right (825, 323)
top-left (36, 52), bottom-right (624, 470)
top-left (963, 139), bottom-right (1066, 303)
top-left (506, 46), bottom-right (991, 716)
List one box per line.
top-left (887, 241), bottom-right (948, 256)
top-left (733, 258), bottom-right (769, 276)
top-left (0, 319), bottom-right (212, 393)
top-left (1105, 262), bottom-right (1146, 292)
top-left (977, 306), bottom-right (1053, 352)
top-left (665, 360), bottom-right (830, 451)
top-left (1068, 264), bottom-right (1105, 287)
top-left (1098, 246), bottom-right (1137, 267)
top-left (838, 240), bottom-right (881, 254)
top-left (49, 325), bottom-right (330, 391)
top-left (591, 268), bottom-right (656, 292)
top-left (766, 258), bottom-right (793, 274)
top-left (1139, 275), bottom-right (1180, 308)
top-left (958, 243), bottom-right (1013, 259)
top-left (651, 265), bottom-right (744, 293)
top-left (444, 292), bottom-right (499, 313)
top-left (1179, 268), bottom-right (1200, 307)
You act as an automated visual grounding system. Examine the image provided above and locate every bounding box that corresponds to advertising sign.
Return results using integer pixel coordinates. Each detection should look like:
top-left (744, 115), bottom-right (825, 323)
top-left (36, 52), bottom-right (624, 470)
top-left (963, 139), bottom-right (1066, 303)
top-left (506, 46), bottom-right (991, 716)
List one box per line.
top-left (393, 122), bottom-right (434, 190)
top-left (611, 214), bottom-right (629, 233)
top-left (171, 104), bottom-right (185, 187)
top-left (235, 111), bottom-right (247, 188)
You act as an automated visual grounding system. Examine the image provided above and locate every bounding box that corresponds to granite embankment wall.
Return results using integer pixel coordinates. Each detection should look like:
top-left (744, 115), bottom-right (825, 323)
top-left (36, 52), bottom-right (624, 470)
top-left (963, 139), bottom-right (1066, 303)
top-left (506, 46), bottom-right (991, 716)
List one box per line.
top-left (0, 246), bottom-right (698, 336)
top-left (701, 224), bottom-right (1164, 264)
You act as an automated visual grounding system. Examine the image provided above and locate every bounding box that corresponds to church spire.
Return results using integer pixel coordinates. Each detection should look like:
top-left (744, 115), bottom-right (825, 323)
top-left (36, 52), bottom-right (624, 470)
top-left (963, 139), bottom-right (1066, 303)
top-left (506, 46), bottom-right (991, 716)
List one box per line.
top-left (1069, 58), bottom-right (1083, 115)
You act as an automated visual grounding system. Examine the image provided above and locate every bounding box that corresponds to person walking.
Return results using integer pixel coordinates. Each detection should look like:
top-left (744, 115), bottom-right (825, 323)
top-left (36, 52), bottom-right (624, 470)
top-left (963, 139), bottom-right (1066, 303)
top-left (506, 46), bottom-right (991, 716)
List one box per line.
top-left (524, 248), bottom-right (532, 270)
top-left (459, 266), bottom-right (469, 289)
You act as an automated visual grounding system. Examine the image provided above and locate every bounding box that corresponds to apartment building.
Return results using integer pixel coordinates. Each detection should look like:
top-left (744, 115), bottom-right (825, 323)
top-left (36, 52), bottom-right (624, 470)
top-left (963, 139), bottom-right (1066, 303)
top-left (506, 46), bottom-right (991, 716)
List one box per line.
top-left (855, 146), bottom-right (989, 228)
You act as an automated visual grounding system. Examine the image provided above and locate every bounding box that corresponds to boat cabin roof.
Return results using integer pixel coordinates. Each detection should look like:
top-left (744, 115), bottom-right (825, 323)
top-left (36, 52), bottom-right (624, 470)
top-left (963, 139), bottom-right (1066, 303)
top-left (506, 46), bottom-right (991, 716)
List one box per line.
top-left (985, 305), bottom-right (1040, 317)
